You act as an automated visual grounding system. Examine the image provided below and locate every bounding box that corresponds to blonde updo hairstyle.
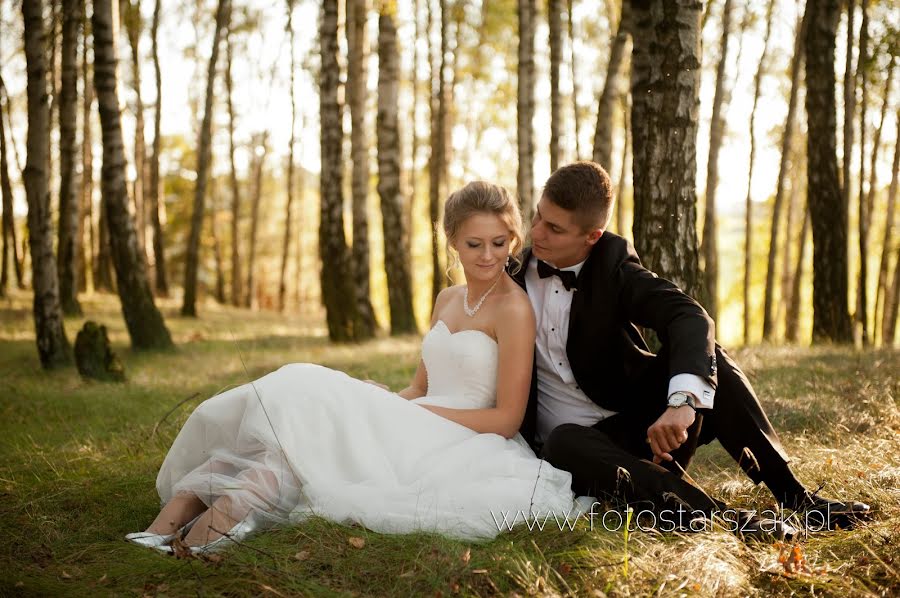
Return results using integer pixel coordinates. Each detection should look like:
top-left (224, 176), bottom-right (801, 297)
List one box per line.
top-left (443, 181), bottom-right (525, 277)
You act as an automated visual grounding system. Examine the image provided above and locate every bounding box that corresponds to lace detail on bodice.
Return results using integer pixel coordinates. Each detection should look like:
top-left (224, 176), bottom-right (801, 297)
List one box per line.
top-left (417, 320), bottom-right (498, 410)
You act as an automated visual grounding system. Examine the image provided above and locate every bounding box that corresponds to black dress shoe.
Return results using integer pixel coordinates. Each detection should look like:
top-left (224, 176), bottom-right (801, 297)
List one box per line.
top-left (791, 492), bottom-right (872, 530)
top-left (733, 510), bottom-right (799, 542)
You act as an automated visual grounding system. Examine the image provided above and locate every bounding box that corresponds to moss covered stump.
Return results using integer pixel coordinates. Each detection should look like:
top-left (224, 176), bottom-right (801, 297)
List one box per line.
top-left (74, 321), bottom-right (126, 382)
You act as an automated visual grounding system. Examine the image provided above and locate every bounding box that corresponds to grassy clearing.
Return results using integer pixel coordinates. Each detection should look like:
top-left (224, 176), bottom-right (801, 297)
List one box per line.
top-left (1, 289), bottom-right (898, 597)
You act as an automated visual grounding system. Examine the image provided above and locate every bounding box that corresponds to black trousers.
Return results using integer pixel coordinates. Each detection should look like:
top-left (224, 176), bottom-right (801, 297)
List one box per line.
top-left (540, 345), bottom-right (801, 515)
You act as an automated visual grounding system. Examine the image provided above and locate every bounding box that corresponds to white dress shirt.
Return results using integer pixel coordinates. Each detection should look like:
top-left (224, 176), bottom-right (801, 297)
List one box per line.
top-left (524, 257), bottom-right (715, 445)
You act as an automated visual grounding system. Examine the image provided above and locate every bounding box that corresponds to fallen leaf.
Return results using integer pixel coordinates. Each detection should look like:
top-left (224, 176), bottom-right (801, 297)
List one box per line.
top-left (461, 548), bottom-right (471, 564)
top-left (348, 536), bottom-right (365, 549)
top-left (559, 563), bottom-right (572, 576)
top-left (61, 571), bottom-right (72, 580)
top-left (472, 569), bottom-right (488, 574)
top-left (97, 574), bottom-right (107, 584)
top-left (294, 550), bottom-right (310, 561)
top-left (14, 582), bottom-right (23, 588)
top-left (450, 581), bottom-right (460, 593)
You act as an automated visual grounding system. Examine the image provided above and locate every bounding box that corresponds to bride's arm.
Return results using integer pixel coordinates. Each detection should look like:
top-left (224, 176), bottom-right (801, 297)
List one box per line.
top-left (419, 295), bottom-right (535, 439)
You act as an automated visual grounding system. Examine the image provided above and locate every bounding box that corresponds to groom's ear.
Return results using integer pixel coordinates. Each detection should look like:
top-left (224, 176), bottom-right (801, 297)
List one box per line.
top-left (585, 228), bottom-right (604, 246)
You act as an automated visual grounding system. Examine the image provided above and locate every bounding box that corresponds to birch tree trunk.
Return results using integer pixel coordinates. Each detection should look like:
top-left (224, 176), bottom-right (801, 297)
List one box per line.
top-left (429, 0), bottom-right (450, 306)
top-left (865, 58), bottom-right (893, 344)
top-left (842, 0), bottom-right (855, 213)
top-left (58, 0), bottom-right (82, 316)
top-left (517, 0), bottom-right (536, 223)
top-left (92, 0), bottom-right (173, 350)
top-left (244, 133), bottom-right (268, 309)
top-left (22, 0), bottom-right (72, 368)
top-left (785, 203), bottom-right (810, 343)
top-left (567, 0), bottom-right (581, 159)
top-left (377, 2), bottom-right (416, 335)
top-left (877, 114), bottom-right (899, 345)
top-left (226, 26), bottom-right (242, 307)
top-left (278, 0), bottom-right (297, 312)
top-left (148, 0), bottom-right (168, 295)
top-left (742, 0), bottom-right (775, 345)
top-left (803, 0), bottom-right (852, 343)
top-left (855, 0), bottom-right (869, 344)
top-left (700, 0), bottom-right (735, 321)
top-left (762, 6), bottom-right (807, 341)
top-left (549, 0), bottom-right (562, 171)
top-left (346, 0), bottom-right (378, 338)
top-left (592, 1), bottom-right (630, 171)
top-left (630, 0), bottom-right (702, 299)
top-left (124, 0), bottom-right (147, 257)
top-left (181, 0), bottom-right (229, 317)
top-left (319, 0), bottom-right (357, 341)
top-left (0, 79), bottom-right (16, 297)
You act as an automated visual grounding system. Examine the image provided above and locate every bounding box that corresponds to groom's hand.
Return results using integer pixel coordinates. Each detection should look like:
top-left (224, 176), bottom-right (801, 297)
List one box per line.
top-left (647, 407), bottom-right (695, 464)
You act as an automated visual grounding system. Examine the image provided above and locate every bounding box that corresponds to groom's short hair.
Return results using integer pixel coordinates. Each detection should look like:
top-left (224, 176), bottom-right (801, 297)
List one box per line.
top-left (542, 161), bottom-right (613, 232)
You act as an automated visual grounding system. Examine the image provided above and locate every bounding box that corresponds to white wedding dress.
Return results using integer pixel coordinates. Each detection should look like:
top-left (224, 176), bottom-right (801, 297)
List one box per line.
top-left (156, 320), bottom-right (575, 540)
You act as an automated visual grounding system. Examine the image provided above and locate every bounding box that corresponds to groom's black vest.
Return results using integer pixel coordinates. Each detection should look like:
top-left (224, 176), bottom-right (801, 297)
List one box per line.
top-left (510, 233), bottom-right (718, 447)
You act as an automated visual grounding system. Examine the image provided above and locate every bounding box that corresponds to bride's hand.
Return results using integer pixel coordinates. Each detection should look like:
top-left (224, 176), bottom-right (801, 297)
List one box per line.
top-left (363, 379), bottom-right (390, 391)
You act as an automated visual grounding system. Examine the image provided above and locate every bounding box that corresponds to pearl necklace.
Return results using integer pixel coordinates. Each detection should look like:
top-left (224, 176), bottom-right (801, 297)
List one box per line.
top-left (463, 273), bottom-right (503, 317)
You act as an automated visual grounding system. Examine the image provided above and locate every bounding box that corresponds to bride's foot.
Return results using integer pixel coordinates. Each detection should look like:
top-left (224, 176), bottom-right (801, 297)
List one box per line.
top-left (182, 496), bottom-right (245, 547)
top-left (145, 492), bottom-right (206, 535)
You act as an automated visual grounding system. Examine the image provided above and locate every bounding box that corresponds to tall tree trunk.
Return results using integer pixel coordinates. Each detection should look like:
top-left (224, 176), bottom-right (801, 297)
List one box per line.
top-left (377, 2), bottom-right (416, 335)
top-left (804, 0), bottom-right (852, 343)
top-left (279, 0), bottom-right (297, 312)
top-left (614, 92), bottom-right (629, 236)
top-left (124, 0), bottom-right (147, 258)
top-left (95, 197), bottom-right (114, 290)
top-left (700, 0), bottom-right (736, 321)
top-left (517, 0), bottom-right (536, 223)
top-left (762, 5), bottom-right (807, 341)
top-left (92, 0), bottom-right (173, 350)
top-left (319, 0), bottom-right (357, 341)
top-left (347, 0), bottom-right (378, 337)
top-left (877, 114), bottom-right (899, 345)
top-left (181, 0), bottom-right (229, 317)
top-left (885, 243), bottom-right (900, 346)
top-left (244, 132), bottom-right (268, 309)
top-left (407, 0), bottom-right (420, 248)
top-left (78, 2), bottom-right (92, 293)
top-left (226, 26), bottom-right (242, 307)
top-left (22, 0), bottom-right (71, 368)
top-left (567, 0), bottom-right (581, 159)
top-left (855, 0), bottom-right (869, 344)
top-left (294, 131), bottom-right (306, 308)
top-left (630, 0), bottom-right (702, 299)
top-left (429, 0), bottom-right (449, 306)
top-left (865, 57), bottom-right (893, 344)
top-left (842, 0), bottom-right (855, 213)
top-left (148, 0), bottom-right (167, 296)
top-left (209, 180), bottom-right (226, 303)
top-left (549, 0), bottom-right (562, 171)
top-left (742, 0), bottom-right (775, 345)
top-left (0, 79), bottom-right (16, 297)
top-left (0, 75), bottom-right (24, 291)
top-left (778, 145), bottom-right (803, 334)
top-left (785, 202), bottom-right (810, 343)
top-left (58, 0), bottom-right (82, 316)
top-left (592, 1), bottom-right (630, 171)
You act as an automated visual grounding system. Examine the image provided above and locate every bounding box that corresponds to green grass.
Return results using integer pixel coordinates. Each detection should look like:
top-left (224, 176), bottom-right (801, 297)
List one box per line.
top-left (1, 289), bottom-right (898, 597)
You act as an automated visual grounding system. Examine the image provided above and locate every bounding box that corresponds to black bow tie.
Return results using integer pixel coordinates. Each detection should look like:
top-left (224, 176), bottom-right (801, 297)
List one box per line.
top-left (537, 260), bottom-right (577, 291)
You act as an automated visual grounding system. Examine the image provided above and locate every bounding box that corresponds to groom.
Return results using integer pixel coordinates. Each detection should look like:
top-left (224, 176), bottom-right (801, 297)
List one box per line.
top-left (510, 161), bottom-right (870, 533)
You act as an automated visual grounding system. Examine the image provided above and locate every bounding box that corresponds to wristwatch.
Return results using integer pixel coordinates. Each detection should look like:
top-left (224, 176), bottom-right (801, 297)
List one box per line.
top-left (667, 391), bottom-right (698, 411)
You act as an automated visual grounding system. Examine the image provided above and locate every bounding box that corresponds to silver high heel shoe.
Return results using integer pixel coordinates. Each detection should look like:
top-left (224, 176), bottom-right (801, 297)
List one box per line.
top-left (189, 518), bottom-right (255, 554)
top-left (125, 512), bottom-right (204, 553)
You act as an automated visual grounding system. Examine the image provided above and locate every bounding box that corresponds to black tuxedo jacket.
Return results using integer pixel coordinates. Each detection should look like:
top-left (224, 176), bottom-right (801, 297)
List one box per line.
top-left (510, 232), bottom-right (718, 447)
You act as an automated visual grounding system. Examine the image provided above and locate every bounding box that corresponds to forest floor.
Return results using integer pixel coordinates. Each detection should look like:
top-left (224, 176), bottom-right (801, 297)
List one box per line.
top-left (1, 289), bottom-right (898, 597)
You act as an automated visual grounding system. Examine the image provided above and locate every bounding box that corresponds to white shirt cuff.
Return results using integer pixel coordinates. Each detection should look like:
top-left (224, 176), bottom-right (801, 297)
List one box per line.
top-left (668, 374), bottom-right (715, 409)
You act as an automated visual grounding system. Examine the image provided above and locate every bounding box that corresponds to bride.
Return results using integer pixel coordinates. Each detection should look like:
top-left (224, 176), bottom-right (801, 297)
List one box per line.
top-left (127, 181), bottom-right (576, 552)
